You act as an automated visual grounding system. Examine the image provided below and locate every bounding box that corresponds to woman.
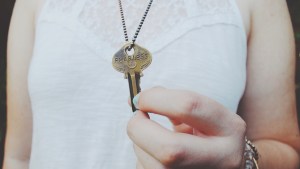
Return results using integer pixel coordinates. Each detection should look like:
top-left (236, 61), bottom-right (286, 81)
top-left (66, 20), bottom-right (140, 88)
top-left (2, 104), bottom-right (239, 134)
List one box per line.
top-left (3, 0), bottom-right (300, 168)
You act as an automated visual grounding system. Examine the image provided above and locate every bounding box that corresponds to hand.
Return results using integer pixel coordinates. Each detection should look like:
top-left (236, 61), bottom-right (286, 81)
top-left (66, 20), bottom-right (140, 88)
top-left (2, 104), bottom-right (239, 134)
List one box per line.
top-left (127, 87), bottom-right (247, 169)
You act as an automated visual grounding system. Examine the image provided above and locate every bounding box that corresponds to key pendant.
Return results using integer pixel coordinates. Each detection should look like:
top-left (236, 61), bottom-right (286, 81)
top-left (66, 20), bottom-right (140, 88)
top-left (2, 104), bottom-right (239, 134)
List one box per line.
top-left (112, 43), bottom-right (152, 112)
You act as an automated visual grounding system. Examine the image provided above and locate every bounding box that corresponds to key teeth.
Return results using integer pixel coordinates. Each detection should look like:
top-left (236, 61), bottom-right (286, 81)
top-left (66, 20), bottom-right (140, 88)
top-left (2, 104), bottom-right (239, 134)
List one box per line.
top-left (140, 72), bottom-right (144, 77)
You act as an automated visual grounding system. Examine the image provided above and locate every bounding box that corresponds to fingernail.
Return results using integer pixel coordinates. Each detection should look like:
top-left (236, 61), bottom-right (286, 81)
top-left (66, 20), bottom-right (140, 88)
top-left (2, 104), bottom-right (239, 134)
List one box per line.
top-left (132, 94), bottom-right (140, 109)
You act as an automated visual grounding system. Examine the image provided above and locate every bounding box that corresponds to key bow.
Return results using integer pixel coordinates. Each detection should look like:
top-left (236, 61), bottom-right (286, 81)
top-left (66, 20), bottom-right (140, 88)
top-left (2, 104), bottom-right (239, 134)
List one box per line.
top-left (112, 43), bottom-right (152, 78)
top-left (112, 43), bottom-right (152, 112)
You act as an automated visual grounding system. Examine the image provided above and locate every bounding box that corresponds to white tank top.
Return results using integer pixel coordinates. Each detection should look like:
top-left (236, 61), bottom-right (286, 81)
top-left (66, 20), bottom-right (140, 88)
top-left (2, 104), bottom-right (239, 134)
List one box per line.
top-left (28, 0), bottom-right (247, 168)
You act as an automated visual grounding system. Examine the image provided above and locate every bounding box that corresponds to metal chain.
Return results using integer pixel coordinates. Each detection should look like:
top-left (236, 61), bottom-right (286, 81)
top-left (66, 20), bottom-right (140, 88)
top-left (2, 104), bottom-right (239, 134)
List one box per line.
top-left (118, 0), bottom-right (154, 48)
top-left (118, 0), bottom-right (129, 42)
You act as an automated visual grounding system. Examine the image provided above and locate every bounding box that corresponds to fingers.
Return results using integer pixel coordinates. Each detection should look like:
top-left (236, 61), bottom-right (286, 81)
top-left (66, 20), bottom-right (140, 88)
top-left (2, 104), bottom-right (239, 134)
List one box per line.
top-left (128, 111), bottom-right (177, 162)
top-left (135, 87), bottom-right (244, 135)
top-left (127, 111), bottom-right (230, 168)
top-left (173, 123), bottom-right (194, 134)
top-left (129, 87), bottom-right (246, 168)
top-left (134, 144), bottom-right (165, 169)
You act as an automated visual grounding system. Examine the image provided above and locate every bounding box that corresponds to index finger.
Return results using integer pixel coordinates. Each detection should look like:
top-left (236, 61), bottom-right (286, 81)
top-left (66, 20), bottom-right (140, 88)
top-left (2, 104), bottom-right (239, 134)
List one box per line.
top-left (135, 87), bottom-right (245, 136)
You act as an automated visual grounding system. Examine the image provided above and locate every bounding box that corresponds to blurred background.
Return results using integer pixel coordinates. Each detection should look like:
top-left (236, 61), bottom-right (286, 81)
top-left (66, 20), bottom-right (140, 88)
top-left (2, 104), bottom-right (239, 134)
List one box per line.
top-left (0, 0), bottom-right (15, 167)
top-left (0, 0), bottom-right (299, 168)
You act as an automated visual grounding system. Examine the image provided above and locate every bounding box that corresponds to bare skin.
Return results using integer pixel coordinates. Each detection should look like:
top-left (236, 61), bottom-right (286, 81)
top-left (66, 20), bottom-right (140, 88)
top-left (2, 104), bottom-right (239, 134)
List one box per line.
top-left (3, 0), bottom-right (300, 169)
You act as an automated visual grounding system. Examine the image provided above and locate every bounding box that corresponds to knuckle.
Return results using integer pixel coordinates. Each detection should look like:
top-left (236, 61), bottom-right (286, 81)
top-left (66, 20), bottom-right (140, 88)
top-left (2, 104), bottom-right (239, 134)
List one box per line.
top-left (159, 141), bottom-right (186, 167)
top-left (179, 93), bottom-right (202, 117)
top-left (231, 116), bottom-right (247, 135)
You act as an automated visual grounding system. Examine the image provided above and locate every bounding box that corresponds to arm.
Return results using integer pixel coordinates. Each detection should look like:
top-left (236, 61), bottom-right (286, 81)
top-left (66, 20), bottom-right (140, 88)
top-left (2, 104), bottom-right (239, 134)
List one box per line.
top-left (3, 0), bottom-right (36, 168)
top-left (238, 0), bottom-right (300, 168)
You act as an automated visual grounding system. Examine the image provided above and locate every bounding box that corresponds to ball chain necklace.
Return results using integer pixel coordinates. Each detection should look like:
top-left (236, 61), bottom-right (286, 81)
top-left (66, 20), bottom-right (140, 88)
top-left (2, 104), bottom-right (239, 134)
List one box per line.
top-left (112, 0), bottom-right (154, 112)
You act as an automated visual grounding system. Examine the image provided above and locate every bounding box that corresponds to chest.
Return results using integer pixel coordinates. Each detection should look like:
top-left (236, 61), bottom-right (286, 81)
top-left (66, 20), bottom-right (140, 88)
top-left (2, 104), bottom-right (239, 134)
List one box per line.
top-left (29, 0), bottom-right (248, 114)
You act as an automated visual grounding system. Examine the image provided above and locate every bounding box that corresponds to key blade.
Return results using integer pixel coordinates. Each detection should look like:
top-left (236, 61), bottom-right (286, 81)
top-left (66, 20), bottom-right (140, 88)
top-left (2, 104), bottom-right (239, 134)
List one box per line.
top-left (127, 72), bottom-right (141, 112)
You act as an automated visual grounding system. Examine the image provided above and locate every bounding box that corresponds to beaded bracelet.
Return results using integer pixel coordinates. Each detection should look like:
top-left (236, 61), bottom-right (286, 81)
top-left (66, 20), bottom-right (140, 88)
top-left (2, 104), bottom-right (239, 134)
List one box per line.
top-left (244, 138), bottom-right (259, 169)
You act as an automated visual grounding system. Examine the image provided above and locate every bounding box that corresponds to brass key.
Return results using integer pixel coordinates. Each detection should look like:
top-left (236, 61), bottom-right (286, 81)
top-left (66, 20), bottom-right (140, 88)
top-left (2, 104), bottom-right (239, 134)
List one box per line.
top-left (112, 43), bottom-right (152, 112)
